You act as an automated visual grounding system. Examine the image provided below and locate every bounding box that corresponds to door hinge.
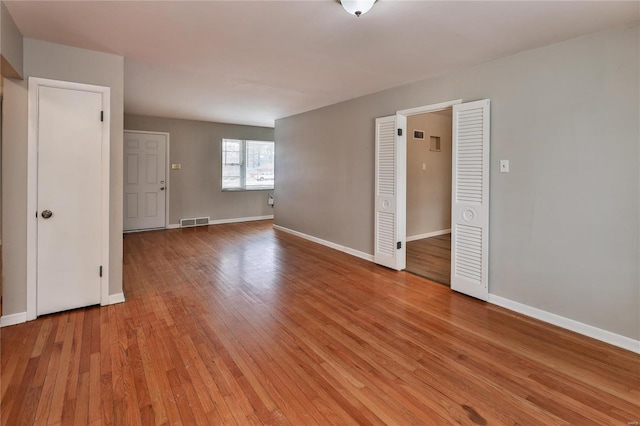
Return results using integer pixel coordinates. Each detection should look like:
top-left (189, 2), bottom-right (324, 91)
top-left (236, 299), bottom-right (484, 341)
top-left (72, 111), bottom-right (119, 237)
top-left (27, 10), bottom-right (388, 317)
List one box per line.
top-left (397, 241), bottom-right (402, 249)
top-left (99, 266), bottom-right (103, 277)
top-left (100, 111), bottom-right (104, 122)
top-left (397, 128), bottom-right (403, 136)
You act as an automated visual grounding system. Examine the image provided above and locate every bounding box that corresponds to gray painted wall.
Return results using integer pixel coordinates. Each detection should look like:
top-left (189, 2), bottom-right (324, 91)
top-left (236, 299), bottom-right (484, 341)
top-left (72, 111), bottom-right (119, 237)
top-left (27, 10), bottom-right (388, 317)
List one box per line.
top-left (1, 1), bottom-right (23, 78)
top-left (406, 111), bottom-right (452, 237)
top-left (275, 23), bottom-right (639, 340)
top-left (0, 95), bottom-right (3, 246)
top-left (2, 39), bottom-right (124, 316)
top-left (124, 114), bottom-right (274, 224)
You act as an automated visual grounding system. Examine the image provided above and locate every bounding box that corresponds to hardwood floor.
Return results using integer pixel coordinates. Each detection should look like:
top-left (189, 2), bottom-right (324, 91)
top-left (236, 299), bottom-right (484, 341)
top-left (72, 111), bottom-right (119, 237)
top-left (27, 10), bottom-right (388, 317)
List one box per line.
top-left (406, 234), bottom-right (451, 286)
top-left (2, 220), bottom-right (639, 425)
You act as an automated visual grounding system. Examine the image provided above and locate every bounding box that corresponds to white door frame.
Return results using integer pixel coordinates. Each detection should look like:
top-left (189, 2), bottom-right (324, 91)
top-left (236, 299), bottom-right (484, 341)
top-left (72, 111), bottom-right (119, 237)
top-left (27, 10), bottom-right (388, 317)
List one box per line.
top-left (395, 98), bottom-right (462, 275)
top-left (123, 130), bottom-right (171, 231)
top-left (26, 77), bottom-right (111, 321)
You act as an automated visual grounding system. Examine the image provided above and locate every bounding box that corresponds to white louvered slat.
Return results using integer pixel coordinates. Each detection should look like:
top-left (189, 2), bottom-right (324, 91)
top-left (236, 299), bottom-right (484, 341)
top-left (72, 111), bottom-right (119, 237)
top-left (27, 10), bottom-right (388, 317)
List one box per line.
top-left (455, 224), bottom-right (482, 282)
top-left (376, 212), bottom-right (395, 256)
top-left (455, 106), bottom-right (484, 204)
top-left (377, 121), bottom-right (396, 196)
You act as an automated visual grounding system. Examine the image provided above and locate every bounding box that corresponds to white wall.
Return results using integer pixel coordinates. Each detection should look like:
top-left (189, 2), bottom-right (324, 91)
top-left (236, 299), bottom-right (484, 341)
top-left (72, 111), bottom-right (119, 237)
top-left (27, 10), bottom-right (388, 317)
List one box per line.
top-left (2, 39), bottom-right (124, 316)
top-left (275, 23), bottom-right (639, 341)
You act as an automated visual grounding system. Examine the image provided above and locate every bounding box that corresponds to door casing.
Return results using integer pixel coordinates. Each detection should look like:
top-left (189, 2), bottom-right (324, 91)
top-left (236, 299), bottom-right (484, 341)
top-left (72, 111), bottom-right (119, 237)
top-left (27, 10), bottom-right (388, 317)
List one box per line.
top-left (26, 77), bottom-right (111, 321)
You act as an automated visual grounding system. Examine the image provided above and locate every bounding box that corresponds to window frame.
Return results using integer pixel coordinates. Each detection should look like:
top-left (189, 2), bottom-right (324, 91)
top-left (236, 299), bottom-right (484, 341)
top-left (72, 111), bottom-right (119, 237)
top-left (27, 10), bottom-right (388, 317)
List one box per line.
top-left (221, 138), bottom-right (275, 191)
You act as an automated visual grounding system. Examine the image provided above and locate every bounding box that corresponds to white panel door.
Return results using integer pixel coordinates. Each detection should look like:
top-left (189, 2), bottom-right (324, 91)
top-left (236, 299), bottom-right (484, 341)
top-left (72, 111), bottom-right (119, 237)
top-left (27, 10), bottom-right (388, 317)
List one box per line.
top-left (37, 86), bottom-right (104, 315)
top-left (123, 132), bottom-right (167, 231)
top-left (374, 115), bottom-right (406, 270)
top-left (451, 99), bottom-right (490, 300)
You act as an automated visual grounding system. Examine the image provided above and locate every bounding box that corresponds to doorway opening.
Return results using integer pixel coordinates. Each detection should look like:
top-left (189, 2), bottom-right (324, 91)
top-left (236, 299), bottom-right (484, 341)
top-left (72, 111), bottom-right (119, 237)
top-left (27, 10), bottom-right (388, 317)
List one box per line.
top-left (404, 109), bottom-right (452, 285)
top-left (374, 98), bottom-right (490, 301)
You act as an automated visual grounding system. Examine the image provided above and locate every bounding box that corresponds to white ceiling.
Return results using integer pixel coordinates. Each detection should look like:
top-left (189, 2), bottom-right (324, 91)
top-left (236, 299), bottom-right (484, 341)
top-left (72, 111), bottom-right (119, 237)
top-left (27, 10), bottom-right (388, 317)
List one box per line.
top-left (5, 1), bottom-right (639, 127)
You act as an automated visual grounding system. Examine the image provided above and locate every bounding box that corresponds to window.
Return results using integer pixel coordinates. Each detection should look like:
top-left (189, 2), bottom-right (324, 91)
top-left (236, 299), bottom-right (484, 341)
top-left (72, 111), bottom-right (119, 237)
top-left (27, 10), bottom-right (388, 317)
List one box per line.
top-left (222, 139), bottom-right (274, 190)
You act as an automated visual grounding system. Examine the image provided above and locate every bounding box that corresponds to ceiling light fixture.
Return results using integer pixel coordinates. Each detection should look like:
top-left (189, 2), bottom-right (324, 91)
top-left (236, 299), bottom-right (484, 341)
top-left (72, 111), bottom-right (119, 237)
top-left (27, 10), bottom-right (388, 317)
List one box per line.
top-left (339, 0), bottom-right (377, 17)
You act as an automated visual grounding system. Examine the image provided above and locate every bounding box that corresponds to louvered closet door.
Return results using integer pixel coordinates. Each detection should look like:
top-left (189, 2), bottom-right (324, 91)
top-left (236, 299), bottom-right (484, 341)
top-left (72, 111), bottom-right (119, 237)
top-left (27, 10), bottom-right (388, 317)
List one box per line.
top-left (451, 100), bottom-right (490, 300)
top-left (374, 115), bottom-right (406, 270)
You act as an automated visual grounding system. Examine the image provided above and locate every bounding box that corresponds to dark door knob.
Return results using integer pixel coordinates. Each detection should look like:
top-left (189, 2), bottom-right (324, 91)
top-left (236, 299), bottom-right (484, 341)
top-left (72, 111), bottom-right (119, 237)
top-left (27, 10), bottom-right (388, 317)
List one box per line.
top-left (41, 210), bottom-right (53, 219)
top-left (160, 187), bottom-right (165, 191)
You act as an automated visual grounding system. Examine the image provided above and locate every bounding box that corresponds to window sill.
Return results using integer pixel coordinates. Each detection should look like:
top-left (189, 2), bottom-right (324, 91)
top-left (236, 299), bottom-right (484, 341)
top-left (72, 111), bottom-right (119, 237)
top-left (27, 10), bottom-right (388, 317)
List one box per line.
top-left (222, 187), bottom-right (274, 192)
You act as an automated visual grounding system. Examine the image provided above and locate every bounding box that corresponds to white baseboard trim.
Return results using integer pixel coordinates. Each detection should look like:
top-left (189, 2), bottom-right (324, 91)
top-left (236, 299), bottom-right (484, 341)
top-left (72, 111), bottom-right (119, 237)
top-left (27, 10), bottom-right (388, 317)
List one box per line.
top-left (167, 215), bottom-right (274, 229)
top-left (124, 226), bottom-right (169, 234)
top-left (273, 225), bottom-right (374, 262)
top-left (0, 311), bottom-right (27, 327)
top-left (209, 215), bottom-right (274, 226)
top-left (108, 293), bottom-right (126, 305)
top-left (1, 295), bottom-right (125, 327)
top-left (407, 229), bottom-right (451, 242)
top-left (488, 294), bottom-right (640, 354)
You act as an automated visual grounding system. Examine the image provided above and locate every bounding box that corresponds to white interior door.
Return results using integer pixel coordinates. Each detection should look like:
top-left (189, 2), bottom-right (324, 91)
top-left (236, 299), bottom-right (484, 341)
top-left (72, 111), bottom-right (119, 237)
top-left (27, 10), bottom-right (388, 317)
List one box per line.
top-left (123, 132), bottom-right (167, 231)
top-left (451, 99), bottom-right (490, 300)
top-left (37, 86), bottom-right (105, 315)
top-left (374, 115), bottom-right (406, 270)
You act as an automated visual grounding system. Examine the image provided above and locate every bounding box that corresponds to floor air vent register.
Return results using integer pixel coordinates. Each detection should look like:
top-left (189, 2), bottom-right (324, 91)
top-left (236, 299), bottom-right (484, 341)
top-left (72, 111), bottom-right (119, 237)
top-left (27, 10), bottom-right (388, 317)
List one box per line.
top-left (179, 217), bottom-right (210, 227)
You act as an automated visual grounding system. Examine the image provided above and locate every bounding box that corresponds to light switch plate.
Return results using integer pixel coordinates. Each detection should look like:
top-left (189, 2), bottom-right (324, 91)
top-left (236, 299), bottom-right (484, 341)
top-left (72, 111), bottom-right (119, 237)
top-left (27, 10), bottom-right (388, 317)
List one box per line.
top-left (500, 160), bottom-right (509, 173)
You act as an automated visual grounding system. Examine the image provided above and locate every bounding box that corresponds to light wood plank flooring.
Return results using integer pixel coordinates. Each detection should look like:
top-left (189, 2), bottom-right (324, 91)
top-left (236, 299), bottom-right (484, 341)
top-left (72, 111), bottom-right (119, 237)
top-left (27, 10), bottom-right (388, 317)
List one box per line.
top-left (406, 234), bottom-right (451, 285)
top-left (2, 220), bottom-right (639, 425)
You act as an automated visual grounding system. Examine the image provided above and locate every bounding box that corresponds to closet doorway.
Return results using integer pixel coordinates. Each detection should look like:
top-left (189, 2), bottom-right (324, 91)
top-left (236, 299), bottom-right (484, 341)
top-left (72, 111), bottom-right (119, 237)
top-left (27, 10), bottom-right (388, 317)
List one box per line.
top-left (405, 109), bottom-right (452, 285)
top-left (374, 99), bottom-right (490, 299)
